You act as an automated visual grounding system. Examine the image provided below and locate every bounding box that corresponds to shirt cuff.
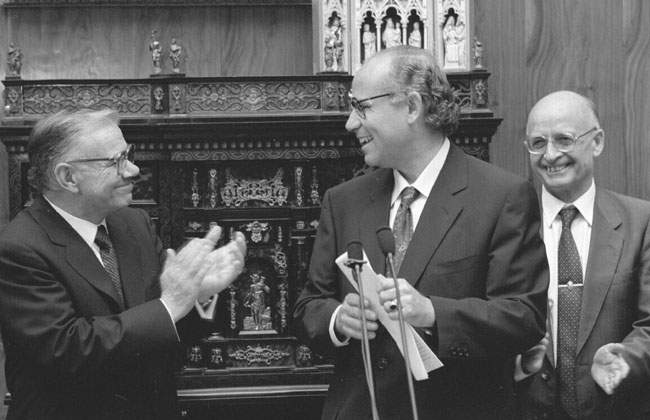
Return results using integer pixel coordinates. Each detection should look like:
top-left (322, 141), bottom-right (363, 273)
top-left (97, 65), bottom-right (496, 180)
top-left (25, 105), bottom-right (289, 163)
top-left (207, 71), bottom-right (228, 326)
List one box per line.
top-left (159, 298), bottom-right (180, 341)
top-left (195, 295), bottom-right (218, 320)
top-left (329, 304), bottom-right (350, 347)
top-left (514, 353), bottom-right (534, 382)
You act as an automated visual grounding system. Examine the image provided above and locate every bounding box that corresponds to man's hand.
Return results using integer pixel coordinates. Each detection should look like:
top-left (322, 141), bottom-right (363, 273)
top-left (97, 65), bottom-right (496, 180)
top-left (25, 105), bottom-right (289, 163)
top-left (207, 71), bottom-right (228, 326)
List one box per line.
top-left (334, 293), bottom-right (379, 341)
top-left (591, 343), bottom-right (630, 395)
top-left (521, 332), bottom-right (550, 375)
top-left (160, 226), bottom-right (222, 321)
top-left (376, 274), bottom-right (435, 328)
top-left (197, 231), bottom-right (247, 303)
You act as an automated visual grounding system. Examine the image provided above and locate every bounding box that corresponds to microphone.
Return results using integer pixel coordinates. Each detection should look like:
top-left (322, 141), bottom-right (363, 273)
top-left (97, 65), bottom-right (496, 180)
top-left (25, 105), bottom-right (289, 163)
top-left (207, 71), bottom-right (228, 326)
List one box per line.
top-left (376, 226), bottom-right (419, 420)
top-left (345, 240), bottom-right (379, 420)
top-left (345, 240), bottom-right (367, 269)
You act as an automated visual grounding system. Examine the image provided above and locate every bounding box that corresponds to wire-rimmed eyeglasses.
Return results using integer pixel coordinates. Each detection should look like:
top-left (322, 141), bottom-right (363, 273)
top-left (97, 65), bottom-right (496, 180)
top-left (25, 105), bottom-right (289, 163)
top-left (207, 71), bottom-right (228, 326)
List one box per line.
top-left (348, 92), bottom-right (396, 119)
top-left (67, 144), bottom-right (136, 175)
top-left (524, 127), bottom-right (599, 155)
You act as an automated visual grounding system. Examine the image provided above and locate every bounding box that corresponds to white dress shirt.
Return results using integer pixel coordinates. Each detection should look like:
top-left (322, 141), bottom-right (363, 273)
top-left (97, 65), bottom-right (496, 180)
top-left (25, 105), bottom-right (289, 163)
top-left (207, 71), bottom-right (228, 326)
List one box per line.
top-left (541, 181), bottom-right (595, 363)
top-left (329, 139), bottom-right (451, 346)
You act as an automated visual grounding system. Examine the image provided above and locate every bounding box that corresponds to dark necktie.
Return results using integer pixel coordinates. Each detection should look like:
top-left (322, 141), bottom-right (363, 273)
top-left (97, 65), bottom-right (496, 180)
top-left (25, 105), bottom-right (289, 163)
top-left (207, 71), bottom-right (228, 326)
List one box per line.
top-left (556, 206), bottom-right (582, 419)
top-left (392, 186), bottom-right (420, 276)
top-left (95, 225), bottom-right (125, 310)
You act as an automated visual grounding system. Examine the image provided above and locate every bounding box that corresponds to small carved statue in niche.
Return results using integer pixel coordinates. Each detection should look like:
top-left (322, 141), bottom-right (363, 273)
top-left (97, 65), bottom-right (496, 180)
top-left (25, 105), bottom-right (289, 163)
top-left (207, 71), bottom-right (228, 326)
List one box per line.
top-left (473, 37), bottom-right (484, 69)
top-left (149, 30), bottom-right (163, 74)
top-left (6, 43), bottom-right (23, 77)
top-left (244, 273), bottom-right (271, 330)
top-left (324, 15), bottom-right (344, 72)
top-left (442, 13), bottom-right (466, 68)
top-left (382, 18), bottom-right (402, 49)
top-left (408, 22), bottom-right (422, 48)
top-left (169, 38), bottom-right (182, 73)
top-left (362, 23), bottom-right (376, 62)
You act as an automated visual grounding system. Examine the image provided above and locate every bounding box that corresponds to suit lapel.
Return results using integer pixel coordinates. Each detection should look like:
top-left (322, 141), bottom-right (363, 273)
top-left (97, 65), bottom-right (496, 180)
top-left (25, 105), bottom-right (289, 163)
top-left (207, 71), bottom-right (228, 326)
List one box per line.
top-left (576, 190), bottom-right (623, 356)
top-left (360, 169), bottom-right (394, 275)
top-left (29, 197), bottom-right (123, 308)
top-left (107, 214), bottom-right (146, 308)
top-left (399, 145), bottom-right (465, 288)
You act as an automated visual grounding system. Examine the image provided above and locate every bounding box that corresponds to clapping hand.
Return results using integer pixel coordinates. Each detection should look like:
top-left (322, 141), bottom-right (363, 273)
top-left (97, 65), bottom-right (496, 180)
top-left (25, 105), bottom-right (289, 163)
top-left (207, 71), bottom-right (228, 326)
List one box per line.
top-left (591, 343), bottom-right (630, 395)
top-left (160, 225), bottom-right (224, 321)
top-left (196, 231), bottom-right (247, 303)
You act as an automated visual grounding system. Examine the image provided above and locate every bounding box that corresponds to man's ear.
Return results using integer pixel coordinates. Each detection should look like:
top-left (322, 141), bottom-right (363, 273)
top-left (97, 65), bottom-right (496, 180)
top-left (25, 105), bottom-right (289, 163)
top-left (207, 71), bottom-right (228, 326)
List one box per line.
top-left (406, 91), bottom-right (423, 124)
top-left (53, 163), bottom-right (80, 193)
top-left (592, 128), bottom-right (605, 158)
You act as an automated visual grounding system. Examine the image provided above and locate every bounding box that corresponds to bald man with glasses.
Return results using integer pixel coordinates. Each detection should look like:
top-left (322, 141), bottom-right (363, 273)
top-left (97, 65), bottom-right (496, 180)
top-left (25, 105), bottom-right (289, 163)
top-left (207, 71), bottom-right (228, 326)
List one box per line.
top-left (0, 108), bottom-right (247, 420)
top-left (515, 91), bottom-right (650, 420)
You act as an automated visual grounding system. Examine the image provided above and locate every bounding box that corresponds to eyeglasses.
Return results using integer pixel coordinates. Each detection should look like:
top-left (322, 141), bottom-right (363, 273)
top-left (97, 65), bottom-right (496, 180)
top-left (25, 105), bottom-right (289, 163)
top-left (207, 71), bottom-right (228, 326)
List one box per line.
top-left (524, 127), bottom-right (599, 155)
top-left (348, 92), bottom-right (396, 119)
top-left (67, 144), bottom-right (136, 175)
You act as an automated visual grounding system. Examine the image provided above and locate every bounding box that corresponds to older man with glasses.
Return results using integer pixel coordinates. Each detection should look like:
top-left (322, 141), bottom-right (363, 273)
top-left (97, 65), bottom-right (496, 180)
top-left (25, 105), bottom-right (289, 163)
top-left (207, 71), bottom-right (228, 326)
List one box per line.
top-left (515, 90), bottom-right (650, 420)
top-left (0, 108), bottom-right (247, 420)
top-left (293, 45), bottom-right (549, 420)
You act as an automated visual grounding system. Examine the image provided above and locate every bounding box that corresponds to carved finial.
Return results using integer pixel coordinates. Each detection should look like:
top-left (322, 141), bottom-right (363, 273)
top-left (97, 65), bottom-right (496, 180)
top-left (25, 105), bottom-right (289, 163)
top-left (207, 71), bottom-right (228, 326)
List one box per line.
top-left (473, 36), bottom-right (485, 70)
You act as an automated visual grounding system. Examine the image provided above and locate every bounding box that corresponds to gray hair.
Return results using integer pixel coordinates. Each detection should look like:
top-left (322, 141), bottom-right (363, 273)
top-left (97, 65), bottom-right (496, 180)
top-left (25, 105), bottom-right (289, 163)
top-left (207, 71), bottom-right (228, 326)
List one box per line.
top-left (368, 46), bottom-right (459, 136)
top-left (27, 108), bottom-right (120, 193)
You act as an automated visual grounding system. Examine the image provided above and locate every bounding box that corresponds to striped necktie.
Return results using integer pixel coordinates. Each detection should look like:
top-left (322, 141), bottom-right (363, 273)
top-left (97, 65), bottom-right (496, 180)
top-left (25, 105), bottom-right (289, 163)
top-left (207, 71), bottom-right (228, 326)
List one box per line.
top-left (95, 225), bottom-right (125, 310)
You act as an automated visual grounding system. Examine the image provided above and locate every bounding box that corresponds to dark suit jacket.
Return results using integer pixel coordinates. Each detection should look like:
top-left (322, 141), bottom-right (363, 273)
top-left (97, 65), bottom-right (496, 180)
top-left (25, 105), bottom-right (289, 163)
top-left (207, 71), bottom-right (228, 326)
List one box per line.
top-left (0, 196), bottom-right (203, 420)
top-left (293, 145), bottom-right (549, 420)
top-left (518, 188), bottom-right (650, 420)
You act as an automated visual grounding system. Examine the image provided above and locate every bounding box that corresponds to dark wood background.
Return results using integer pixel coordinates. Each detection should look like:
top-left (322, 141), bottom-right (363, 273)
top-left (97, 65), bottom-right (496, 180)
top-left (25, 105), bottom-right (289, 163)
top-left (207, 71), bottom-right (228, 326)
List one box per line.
top-left (1, 0), bottom-right (649, 222)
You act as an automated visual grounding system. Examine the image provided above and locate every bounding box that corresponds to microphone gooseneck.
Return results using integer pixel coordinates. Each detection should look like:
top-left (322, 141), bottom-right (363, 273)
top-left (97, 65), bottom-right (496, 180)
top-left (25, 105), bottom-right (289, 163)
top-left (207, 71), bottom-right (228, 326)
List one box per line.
top-left (345, 240), bottom-right (379, 420)
top-left (375, 226), bottom-right (419, 420)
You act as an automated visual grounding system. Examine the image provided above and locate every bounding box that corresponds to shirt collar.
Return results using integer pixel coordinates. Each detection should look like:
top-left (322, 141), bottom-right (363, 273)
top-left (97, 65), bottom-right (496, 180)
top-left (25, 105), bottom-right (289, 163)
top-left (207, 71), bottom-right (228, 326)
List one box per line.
top-left (541, 180), bottom-right (595, 228)
top-left (391, 138), bottom-right (450, 206)
top-left (43, 196), bottom-right (107, 247)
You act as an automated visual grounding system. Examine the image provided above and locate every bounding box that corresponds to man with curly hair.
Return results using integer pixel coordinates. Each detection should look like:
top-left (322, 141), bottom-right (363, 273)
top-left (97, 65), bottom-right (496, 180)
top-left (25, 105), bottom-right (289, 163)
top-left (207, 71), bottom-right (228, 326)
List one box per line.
top-left (293, 45), bottom-right (549, 420)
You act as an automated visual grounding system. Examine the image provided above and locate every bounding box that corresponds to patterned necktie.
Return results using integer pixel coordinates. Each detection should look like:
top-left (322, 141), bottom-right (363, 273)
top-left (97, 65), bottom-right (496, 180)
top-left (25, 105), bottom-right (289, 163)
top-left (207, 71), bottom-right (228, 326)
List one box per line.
top-left (95, 225), bottom-right (125, 310)
top-left (392, 186), bottom-right (420, 276)
top-left (556, 206), bottom-right (582, 419)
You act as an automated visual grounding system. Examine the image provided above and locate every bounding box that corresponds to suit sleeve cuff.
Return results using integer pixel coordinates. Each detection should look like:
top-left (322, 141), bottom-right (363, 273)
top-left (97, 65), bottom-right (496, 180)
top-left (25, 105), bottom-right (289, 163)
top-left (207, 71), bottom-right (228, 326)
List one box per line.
top-left (329, 305), bottom-right (350, 347)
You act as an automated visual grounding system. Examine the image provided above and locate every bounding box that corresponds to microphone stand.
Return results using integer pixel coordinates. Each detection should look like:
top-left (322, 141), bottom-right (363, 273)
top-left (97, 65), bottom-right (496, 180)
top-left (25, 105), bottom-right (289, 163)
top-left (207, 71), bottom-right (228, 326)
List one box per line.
top-left (385, 253), bottom-right (420, 420)
top-left (346, 257), bottom-right (380, 420)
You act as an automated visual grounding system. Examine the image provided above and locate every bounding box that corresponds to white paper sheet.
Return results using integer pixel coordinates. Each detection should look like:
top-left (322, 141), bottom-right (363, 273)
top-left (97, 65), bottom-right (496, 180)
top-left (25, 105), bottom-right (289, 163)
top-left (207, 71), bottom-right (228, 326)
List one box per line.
top-left (335, 251), bottom-right (443, 380)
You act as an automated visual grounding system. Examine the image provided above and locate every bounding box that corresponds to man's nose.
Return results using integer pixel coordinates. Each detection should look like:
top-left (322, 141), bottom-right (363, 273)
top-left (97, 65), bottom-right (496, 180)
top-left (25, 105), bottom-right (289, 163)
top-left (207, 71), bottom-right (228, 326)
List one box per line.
top-left (123, 160), bottom-right (140, 178)
top-left (345, 110), bottom-right (361, 133)
top-left (543, 140), bottom-right (563, 160)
